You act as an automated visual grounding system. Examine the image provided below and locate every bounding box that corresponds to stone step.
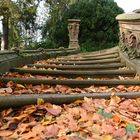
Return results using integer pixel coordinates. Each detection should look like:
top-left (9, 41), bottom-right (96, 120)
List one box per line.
top-left (28, 63), bottom-right (125, 70)
top-left (46, 57), bottom-right (121, 65)
top-left (56, 53), bottom-right (119, 61)
top-left (62, 50), bottom-right (118, 58)
top-left (11, 68), bottom-right (135, 78)
top-left (1, 77), bottom-right (140, 87)
top-left (0, 92), bottom-right (140, 108)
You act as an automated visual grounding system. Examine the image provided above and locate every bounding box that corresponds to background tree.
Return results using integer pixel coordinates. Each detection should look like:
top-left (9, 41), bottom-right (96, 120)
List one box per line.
top-left (42, 0), bottom-right (124, 51)
top-left (17, 0), bottom-right (41, 47)
top-left (41, 0), bottom-right (73, 49)
top-left (0, 0), bottom-right (41, 50)
top-left (0, 0), bottom-right (20, 50)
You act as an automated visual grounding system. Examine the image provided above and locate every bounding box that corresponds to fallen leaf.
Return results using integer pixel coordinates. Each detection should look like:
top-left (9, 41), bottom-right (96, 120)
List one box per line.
top-left (104, 135), bottom-right (112, 140)
top-left (113, 128), bottom-right (126, 138)
top-left (16, 84), bottom-right (25, 89)
top-left (46, 106), bottom-right (61, 116)
top-left (0, 87), bottom-right (12, 94)
top-left (37, 98), bottom-right (44, 105)
top-left (19, 131), bottom-right (35, 139)
top-left (97, 108), bottom-right (113, 118)
top-left (101, 122), bottom-right (115, 134)
top-left (6, 81), bottom-right (14, 87)
top-left (8, 122), bottom-right (18, 131)
top-left (44, 124), bottom-right (59, 138)
top-left (73, 100), bottom-right (84, 105)
top-left (126, 123), bottom-right (138, 133)
top-left (113, 115), bottom-right (121, 124)
top-left (0, 130), bottom-right (13, 137)
top-left (109, 94), bottom-right (121, 106)
top-left (32, 124), bottom-right (45, 135)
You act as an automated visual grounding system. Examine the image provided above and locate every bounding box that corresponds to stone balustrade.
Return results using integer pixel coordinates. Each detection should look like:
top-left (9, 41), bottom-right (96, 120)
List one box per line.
top-left (116, 9), bottom-right (140, 59)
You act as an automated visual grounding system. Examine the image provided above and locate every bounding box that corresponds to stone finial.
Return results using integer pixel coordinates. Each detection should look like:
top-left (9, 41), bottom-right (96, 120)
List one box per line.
top-left (68, 19), bottom-right (80, 48)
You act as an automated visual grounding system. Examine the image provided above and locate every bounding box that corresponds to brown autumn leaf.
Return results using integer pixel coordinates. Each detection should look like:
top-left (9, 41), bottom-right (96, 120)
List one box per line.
top-left (0, 130), bottom-right (13, 137)
top-left (101, 122), bottom-right (115, 134)
top-left (109, 94), bottom-right (121, 106)
top-left (85, 85), bottom-right (96, 93)
top-left (119, 99), bottom-right (133, 109)
top-left (19, 131), bottom-right (36, 139)
top-left (0, 97), bottom-right (140, 139)
top-left (1, 108), bottom-right (13, 117)
top-left (41, 87), bottom-right (56, 94)
top-left (46, 105), bottom-right (62, 116)
top-left (55, 85), bottom-right (71, 93)
top-left (6, 81), bottom-right (15, 87)
top-left (0, 88), bottom-right (6, 94)
top-left (16, 121), bottom-right (37, 135)
top-left (22, 65), bottom-right (28, 69)
top-left (31, 124), bottom-right (45, 135)
top-left (133, 86), bottom-right (140, 92)
top-left (113, 115), bottom-right (121, 124)
top-left (118, 76), bottom-right (125, 80)
top-left (0, 87), bottom-right (13, 94)
top-left (44, 124), bottom-right (59, 138)
top-left (13, 89), bottom-right (33, 94)
top-left (113, 128), bottom-right (126, 138)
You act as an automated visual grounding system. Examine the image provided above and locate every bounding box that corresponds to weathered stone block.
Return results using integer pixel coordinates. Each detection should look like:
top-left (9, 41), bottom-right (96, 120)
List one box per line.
top-left (68, 19), bottom-right (80, 48)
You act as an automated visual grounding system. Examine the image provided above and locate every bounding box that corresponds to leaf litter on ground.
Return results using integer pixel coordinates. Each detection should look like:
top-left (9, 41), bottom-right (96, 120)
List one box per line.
top-left (0, 95), bottom-right (140, 139)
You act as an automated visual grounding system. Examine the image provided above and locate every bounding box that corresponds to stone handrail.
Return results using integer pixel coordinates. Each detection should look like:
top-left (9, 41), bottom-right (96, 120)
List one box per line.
top-left (116, 9), bottom-right (140, 59)
top-left (0, 48), bottom-right (80, 74)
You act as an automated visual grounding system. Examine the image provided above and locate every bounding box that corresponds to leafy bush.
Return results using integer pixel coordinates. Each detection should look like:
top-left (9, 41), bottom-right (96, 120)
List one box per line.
top-left (42, 0), bottom-right (124, 51)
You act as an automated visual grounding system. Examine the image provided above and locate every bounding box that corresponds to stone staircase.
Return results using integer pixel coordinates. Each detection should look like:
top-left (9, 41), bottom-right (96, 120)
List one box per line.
top-left (0, 47), bottom-right (138, 87)
top-left (0, 46), bottom-right (140, 110)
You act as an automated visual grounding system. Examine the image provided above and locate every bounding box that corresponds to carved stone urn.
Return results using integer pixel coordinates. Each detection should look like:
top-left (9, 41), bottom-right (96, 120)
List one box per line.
top-left (68, 19), bottom-right (80, 48)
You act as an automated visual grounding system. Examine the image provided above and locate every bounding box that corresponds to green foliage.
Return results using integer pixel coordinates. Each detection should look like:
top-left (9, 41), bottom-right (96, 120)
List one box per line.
top-left (97, 108), bottom-right (113, 119)
top-left (126, 124), bottom-right (138, 133)
top-left (36, 39), bottom-right (58, 49)
top-left (17, 0), bottom-right (40, 31)
top-left (80, 39), bottom-right (116, 52)
top-left (42, 0), bottom-right (124, 50)
top-left (0, 0), bottom-right (40, 49)
top-left (0, 0), bottom-right (21, 49)
top-left (25, 39), bottom-right (57, 50)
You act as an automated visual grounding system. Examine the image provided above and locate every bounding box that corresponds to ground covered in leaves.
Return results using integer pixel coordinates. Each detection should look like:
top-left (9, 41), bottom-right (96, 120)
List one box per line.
top-left (0, 55), bottom-right (139, 96)
top-left (0, 70), bottom-right (140, 95)
top-left (0, 95), bottom-right (140, 139)
top-left (0, 80), bottom-right (140, 96)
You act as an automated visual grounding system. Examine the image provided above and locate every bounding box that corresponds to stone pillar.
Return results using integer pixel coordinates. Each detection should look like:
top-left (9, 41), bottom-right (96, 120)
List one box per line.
top-left (68, 19), bottom-right (80, 48)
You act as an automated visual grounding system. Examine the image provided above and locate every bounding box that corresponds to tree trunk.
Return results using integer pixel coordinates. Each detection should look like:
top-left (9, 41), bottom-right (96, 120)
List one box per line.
top-left (1, 16), bottom-right (9, 50)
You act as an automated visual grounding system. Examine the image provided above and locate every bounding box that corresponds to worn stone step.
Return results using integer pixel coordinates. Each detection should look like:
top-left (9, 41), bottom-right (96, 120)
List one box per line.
top-left (47, 57), bottom-right (121, 65)
top-left (57, 53), bottom-right (119, 61)
top-left (28, 63), bottom-right (125, 70)
top-left (1, 77), bottom-right (140, 87)
top-left (11, 68), bottom-right (135, 78)
top-left (62, 50), bottom-right (119, 59)
top-left (0, 92), bottom-right (140, 108)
